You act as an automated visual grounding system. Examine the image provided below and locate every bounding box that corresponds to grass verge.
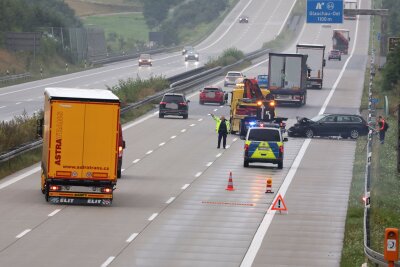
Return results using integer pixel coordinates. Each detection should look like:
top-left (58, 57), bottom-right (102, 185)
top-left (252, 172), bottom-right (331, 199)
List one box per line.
top-left (0, 148), bottom-right (42, 179)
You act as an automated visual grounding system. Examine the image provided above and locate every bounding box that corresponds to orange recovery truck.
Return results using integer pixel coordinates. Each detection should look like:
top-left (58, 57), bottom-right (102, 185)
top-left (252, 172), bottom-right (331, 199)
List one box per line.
top-left (38, 87), bottom-right (124, 205)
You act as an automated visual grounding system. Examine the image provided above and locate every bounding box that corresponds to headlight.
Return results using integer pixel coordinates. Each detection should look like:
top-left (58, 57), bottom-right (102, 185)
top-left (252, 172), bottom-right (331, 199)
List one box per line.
top-left (249, 121), bottom-right (256, 126)
top-left (195, 55), bottom-right (198, 58)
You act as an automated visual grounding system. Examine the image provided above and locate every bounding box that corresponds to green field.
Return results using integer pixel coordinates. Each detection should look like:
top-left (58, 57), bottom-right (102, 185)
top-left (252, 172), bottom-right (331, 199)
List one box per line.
top-left (82, 13), bottom-right (149, 51)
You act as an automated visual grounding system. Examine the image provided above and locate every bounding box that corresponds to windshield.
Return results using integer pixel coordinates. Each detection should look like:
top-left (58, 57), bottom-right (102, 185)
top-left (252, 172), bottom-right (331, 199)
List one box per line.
top-left (311, 114), bottom-right (327, 122)
top-left (248, 129), bottom-right (281, 142)
top-left (227, 72), bottom-right (242, 77)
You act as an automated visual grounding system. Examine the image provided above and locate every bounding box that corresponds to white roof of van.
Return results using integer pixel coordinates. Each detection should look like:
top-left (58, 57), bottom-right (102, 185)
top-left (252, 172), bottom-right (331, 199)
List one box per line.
top-left (45, 87), bottom-right (119, 100)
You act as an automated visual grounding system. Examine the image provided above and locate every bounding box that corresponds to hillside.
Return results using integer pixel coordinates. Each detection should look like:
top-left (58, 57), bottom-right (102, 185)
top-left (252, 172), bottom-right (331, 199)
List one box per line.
top-left (64, 0), bottom-right (142, 17)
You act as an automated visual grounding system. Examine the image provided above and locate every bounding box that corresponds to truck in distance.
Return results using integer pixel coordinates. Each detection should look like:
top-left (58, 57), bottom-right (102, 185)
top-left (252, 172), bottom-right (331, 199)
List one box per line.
top-left (267, 53), bottom-right (308, 106)
top-left (332, 29), bottom-right (350, 55)
top-left (296, 44), bottom-right (326, 89)
top-left (38, 87), bottom-right (123, 205)
top-left (344, 0), bottom-right (358, 20)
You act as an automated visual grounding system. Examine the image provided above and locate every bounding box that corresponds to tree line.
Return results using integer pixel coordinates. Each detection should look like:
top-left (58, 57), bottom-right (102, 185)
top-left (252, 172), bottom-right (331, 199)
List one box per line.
top-left (0, 0), bottom-right (81, 45)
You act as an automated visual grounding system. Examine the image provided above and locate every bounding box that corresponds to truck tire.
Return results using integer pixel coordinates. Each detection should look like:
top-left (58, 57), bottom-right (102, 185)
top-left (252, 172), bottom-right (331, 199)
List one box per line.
top-left (244, 160), bottom-right (249, 167)
top-left (117, 169), bottom-right (122, 178)
top-left (183, 114), bottom-right (188, 119)
top-left (277, 161), bottom-right (283, 169)
top-left (45, 184), bottom-right (49, 202)
top-left (302, 94), bottom-right (307, 106)
top-left (159, 113), bottom-right (164, 118)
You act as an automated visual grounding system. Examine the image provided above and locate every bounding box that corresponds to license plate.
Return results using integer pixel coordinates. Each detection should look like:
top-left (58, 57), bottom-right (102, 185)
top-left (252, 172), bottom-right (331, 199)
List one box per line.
top-left (206, 92), bottom-right (215, 98)
top-left (276, 95), bottom-right (290, 99)
top-left (258, 147), bottom-right (270, 151)
top-left (166, 103), bottom-right (178, 109)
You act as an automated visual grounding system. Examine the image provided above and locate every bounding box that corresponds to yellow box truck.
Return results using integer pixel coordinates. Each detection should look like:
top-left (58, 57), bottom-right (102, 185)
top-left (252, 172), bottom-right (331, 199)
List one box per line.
top-left (39, 88), bottom-right (122, 205)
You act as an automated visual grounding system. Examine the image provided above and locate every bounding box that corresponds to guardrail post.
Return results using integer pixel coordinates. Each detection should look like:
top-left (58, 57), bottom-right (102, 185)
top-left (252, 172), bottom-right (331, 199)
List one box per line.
top-left (65, 63), bottom-right (68, 72)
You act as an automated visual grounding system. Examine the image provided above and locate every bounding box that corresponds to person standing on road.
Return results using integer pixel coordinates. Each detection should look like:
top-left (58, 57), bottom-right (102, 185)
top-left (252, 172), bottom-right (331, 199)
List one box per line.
top-left (211, 114), bottom-right (230, 149)
top-left (377, 115), bottom-right (387, 144)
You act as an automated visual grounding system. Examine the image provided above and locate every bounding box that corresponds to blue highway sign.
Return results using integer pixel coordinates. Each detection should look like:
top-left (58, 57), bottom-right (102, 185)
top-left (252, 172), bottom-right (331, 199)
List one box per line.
top-left (307, 0), bottom-right (343, 24)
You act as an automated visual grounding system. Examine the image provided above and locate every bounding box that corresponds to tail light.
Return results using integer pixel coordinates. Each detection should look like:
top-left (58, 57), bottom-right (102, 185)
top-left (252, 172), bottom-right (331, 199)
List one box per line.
top-left (118, 146), bottom-right (123, 157)
top-left (160, 101), bottom-right (167, 105)
top-left (101, 188), bottom-right (112, 193)
top-left (279, 145), bottom-right (284, 154)
top-left (280, 122), bottom-right (286, 128)
top-left (244, 144), bottom-right (249, 152)
top-left (179, 102), bottom-right (187, 106)
top-left (50, 185), bottom-right (61, 191)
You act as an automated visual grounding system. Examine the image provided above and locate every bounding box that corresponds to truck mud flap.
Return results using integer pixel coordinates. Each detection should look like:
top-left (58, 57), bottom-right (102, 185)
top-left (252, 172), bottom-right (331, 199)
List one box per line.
top-left (49, 197), bottom-right (112, 206)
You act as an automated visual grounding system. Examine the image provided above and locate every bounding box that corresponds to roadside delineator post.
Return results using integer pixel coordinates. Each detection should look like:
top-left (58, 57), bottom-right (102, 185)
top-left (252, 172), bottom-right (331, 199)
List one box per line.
top-left (265, 178), bottom-right (273, 193)
top-left (226, 171), bottom-right (235, 191)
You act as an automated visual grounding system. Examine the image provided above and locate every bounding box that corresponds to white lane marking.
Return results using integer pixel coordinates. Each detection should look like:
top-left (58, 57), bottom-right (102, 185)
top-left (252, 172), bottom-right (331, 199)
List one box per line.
top-left (241, 7), bottom-right (361, 265)
top-left (240, 139), bottom-right (311, 266)
top-left (171, 135), bottom-right (176, 139)
top-left (206, 162), bottom-right (213, 167)
top-left (153, 111), bottom-right (159, 115)
top-left (159, 142), bottom-right (166, 146)
top-left (226, 145), bottom-right (230, 149)
top-left (198, 118), bottom-right (203, 122)
top-left (121, 168), bottom-right (125, 172)
top-left (148, 213), bottom-right (158, 221)
top-left (48, 209), bottom-right (61, 217)
top-left (123, 113), bottom-right (157, 131)
top-left (27, 99), bottom-right (33, 101)
top-left (216, 153), bottom-right (222, 158)
top-left (101, 256), bottom-right (115, 267)
top-left (0, 106), bottom-right (5, 109)
top-left (166, 197), bottom-right (175, 204)
top-left (213, 109), bottom-right (218, 112)
top-left (190, 124), bottom-right (196, 127)
top-left (126, 233), bottom-right (138, 243)
top-left (132, 159), bottom-right (140, 164)
top-left (276, 0), bottom-right (298, 36)
top-left (16, 229), bottom-right (31, 238)
top-left (15, 102), bottom-right (22, 105)
top-left (0, 166), bottom-right (40, 190)
top-left (181, 129), bottom-right (186, 133)
top-left (195, 172), bottom-right (202, 178)
top-left (199, 0), bottom-right (255, 51)
top-left (146, 150), bottom-right (153, 155)
top-left (181, 184), bottom-right (190, 190)
top-left (233, 138), bottom-right (238, 142)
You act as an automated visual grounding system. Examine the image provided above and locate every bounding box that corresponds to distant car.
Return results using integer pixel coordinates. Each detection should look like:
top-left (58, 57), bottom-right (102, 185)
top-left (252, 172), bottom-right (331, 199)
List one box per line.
top-left (185, 50), bottom-right (199, 61)
top-left (182, 46), bottom-right (194, 55)
top-left (256, 74), bottom-right (268, 88)
top-left (288, 114), bottom-right (369, 139)
top-left (159, 93), bottom-right (190, 119)
top-left (224, 71), bottom-right (244, 86)
top-left (199, 86), bottom-right (228, 105)
top-left (138, 54), bottom-right (152, 66)
top-left (328, 49), bottom-right (341, 61)
top-left (239, 16), bottom-right (249, 23)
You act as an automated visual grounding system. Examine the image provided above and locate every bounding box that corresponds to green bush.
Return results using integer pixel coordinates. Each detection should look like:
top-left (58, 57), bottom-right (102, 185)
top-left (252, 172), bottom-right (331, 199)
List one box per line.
top-left (205, 47), bottom-right (245, 68)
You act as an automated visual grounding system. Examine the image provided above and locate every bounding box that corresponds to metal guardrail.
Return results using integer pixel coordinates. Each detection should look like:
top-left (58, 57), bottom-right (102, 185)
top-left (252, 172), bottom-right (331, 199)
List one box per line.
top-left (0, 47), bottom-right (271, 164)
top-left (363, 23), bottom-right (400, 267)
top-left (0, 73), bottom-right (32, 83)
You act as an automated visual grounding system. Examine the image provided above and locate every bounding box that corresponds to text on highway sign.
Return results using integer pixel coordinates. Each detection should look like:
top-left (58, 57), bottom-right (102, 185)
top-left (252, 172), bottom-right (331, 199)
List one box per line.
top-left (307, 0), bottom-right (343, 24)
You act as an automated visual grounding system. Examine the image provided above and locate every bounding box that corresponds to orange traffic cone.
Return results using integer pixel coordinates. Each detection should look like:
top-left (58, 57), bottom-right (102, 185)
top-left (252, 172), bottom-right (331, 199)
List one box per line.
top-left (226, 171), bottom-right (235, 191)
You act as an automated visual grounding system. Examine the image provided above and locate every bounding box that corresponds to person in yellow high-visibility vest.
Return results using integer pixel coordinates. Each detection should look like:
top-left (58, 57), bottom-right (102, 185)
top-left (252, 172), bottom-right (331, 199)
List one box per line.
top-left (211, 114), bottom-right (230, 149)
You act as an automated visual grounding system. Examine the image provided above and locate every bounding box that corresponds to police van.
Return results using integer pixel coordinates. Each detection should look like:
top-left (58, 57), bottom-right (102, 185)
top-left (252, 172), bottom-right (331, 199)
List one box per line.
top-left (241, 126), bottom-right (288, 169)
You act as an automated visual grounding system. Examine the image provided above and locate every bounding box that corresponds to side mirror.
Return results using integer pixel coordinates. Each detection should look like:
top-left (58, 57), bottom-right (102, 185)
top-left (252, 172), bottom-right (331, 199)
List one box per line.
top-left (122, 141), bottom-right (126, 149)
top-left (323, 59), bottom-right (326, 67)
top-left (36, 118), bottom-right (44, 138)
top-left (349, 37), bottom-right (351, 41)
top-left (224, 94), bottom-right (228, 101)
top-left (187, 100), bottom-right (190, 103)
top-left (283, 137), bottom-right (288, 142)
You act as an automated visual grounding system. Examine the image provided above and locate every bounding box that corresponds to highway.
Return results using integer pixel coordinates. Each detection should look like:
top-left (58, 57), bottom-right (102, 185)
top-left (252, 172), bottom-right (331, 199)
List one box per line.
top-left (0, 0), bottom-right (370, 266)
top-left (0, 0), bottom-right (296, 122)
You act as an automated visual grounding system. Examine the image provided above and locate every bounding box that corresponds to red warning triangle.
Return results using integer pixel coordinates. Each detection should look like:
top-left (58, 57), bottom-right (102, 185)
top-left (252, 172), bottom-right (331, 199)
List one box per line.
top-left (271, 194), bottom-right (287, 211)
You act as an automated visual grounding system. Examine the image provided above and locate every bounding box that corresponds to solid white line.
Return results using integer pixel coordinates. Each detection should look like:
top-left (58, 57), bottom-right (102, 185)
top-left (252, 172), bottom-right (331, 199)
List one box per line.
top-left (181, 184), bottom-right (190, 190)
top-left (148, 213), bottom-right (158, 221)
top-left (146, 150), bottom-right (153, 155)
top-left (241, 8), bottom-right (362, 266)
top-left (101, 256), bottom-right (115, 267)
top-left (190, 124), bottom-right (196, 127)
top-left (48, 209), bottom-right (61, 217)
top-left (195, 172), bottom-right (202, 178)
top-left (181, 129), bottom-right (186, 133)
top-left (121, 168), bottom-right (125, 172)
top-left (0, 166), bottom-right (40, 190)
top-left (206, 162), bottom-right (213, 167)
top-left (166, 197), bottom-right (175, 204)
top-left (126, 233), bottom-right (138, 243)
top-left (123, 113), bottom-right (157, 131)
top-left (171, 135), bottom-right (176, 139)
top-left (216, 153), bottom-right (222, 158)
top-left (16, 229), bottom-right (31, 238)
top-left (159, 142), bottom-right (165, 146)
top-left (276, 0), bottom-right (298, 36)
top-left (132, 159), bottom-right (140, 164)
